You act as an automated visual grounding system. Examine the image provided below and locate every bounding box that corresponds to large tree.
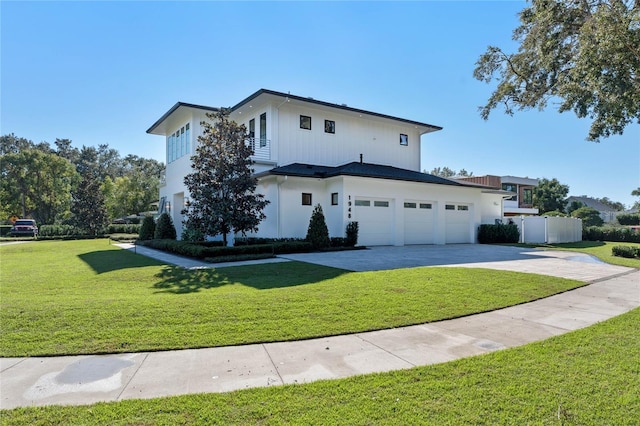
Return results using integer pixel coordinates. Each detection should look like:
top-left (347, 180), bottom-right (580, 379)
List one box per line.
top-left (0, 148), bottom-right (77, 223)
top-left (533, 177), bottom-right (570, 213)
top-left (71, 147), bottom-right (108, 235)
top-left (183, 110), bottom-right (269, 245)
top-left (474, 0), bottom-right (640, 142)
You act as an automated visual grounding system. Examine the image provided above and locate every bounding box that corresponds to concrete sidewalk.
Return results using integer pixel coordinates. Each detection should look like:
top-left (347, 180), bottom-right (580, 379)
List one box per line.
top-left (1, 245), bottom-right (638, 409)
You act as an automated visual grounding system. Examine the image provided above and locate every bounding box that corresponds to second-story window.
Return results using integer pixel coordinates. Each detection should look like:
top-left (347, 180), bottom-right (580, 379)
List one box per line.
top-left (300, 115), bottom-right (312, 130)
top-left (249, 119), bottom-right (255, 139)
top-left (259, 113), bottom-right (267, 147)
top-left (167, 122), bottom-right (191, 164)
top-left (325, 120), bottom-right (335, 134)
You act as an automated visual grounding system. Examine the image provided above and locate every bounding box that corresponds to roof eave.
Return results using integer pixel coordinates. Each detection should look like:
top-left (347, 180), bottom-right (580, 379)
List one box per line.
top-left (231, 89), bottom-right (443, 133)
top-left (146, 102), bottom-right (219, 135)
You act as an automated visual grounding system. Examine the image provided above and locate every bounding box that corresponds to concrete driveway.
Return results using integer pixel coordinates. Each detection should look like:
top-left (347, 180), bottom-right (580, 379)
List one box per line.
top-left (280, 244), bottom-right (631, 282)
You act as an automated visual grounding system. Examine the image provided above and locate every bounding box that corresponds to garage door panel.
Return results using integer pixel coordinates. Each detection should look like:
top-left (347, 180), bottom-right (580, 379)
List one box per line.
top-left (445, 205), bottom-right (471, 244)
top-left (404, 203), bottom-right (435, 245)
top-left (355, 198), bottom-right (393, 246)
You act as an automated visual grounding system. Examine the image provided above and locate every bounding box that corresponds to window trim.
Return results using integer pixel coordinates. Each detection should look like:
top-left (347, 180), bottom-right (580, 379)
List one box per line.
top-left (324, 119), bottom-right (335, 134)
top-left (399, 134), bottom-right (408, 146)
top-left (300, 115), bottom-right (312, 130)
top-left (331, 192), bottom-right (339, 205)
top-left (302, 193), bottom-right (312, 206)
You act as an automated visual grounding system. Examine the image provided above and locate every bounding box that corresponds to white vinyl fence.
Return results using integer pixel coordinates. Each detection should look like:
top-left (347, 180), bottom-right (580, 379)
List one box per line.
top-left (506, 216), bottom-right (582, 244)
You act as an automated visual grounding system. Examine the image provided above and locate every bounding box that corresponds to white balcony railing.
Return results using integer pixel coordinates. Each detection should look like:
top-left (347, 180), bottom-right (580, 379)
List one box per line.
top-left (246, 137), bottom-right (271, 161)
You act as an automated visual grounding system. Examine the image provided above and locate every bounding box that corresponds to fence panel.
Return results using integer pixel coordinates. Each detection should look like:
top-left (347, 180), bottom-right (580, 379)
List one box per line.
top-left (506, 216), bottom-right (582, 244)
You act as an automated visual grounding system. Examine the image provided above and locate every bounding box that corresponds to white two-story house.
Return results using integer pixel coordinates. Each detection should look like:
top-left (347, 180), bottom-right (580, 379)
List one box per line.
top-left (147, 89), bottom-right (507, 246)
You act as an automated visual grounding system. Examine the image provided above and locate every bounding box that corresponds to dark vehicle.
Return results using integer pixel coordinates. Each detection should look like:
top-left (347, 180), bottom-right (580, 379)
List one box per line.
top-left (10, 219), bottom-right (38, 237)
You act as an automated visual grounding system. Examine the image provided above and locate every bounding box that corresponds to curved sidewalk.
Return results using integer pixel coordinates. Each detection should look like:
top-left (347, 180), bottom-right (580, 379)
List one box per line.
top-left (1, 246), bottom-right (638, 409)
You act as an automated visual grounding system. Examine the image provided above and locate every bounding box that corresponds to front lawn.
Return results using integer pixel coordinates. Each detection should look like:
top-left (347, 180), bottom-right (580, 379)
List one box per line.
top-left (0, 240), bottom-right (585, 357)
top-left (523, 241), bottom-right (640, 268)
top-left (3, 307), bottom-right (638, 424)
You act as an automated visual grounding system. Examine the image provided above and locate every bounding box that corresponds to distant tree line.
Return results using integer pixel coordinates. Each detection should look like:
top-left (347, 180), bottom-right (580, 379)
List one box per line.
top-left (0, 133), bottom-right (164, 234)
top-left (429, 166), bottom-right (638, 213)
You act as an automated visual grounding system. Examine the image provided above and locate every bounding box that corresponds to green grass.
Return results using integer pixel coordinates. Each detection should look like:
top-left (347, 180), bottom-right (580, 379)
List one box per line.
top-left (3, 308), bottom-right (638, 425)
top-left (0, 240), bottom-right (585, 357)
top-left (522, 241), bottom-right (640, 268)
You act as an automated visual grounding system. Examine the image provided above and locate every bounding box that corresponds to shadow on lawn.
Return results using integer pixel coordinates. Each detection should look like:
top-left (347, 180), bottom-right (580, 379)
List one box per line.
top-left (152, 262), bottom-right (348, 294)
top-left (79, 250), bottom-right (163, 274)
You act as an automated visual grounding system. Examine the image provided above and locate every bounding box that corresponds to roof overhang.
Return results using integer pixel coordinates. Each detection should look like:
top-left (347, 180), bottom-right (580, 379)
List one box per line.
top-left (146, 102), bottom-right (219, 135)
top-left (230, 89), bottom-right (443, 135)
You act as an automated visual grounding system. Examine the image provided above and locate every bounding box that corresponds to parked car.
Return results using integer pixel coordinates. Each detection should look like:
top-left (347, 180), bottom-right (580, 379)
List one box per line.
top-left (9, 219), bottom-right (38, 237)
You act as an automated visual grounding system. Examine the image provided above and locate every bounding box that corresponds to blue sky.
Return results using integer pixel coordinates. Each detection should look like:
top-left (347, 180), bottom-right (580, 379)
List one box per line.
top-left (2, 1), bottom-right (638, 208)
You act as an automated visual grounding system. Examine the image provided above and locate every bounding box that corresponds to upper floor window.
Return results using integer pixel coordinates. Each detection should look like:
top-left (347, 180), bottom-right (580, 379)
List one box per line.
top-left (522, 188), bottom-right (533, 205)
top-left (502, 183), bottom-right (517, 201)
top-left (249, 119), bottom-right (255, 139)
top-left (300, 115), bottom-right (312, 130)
top-left (167, 122), bottom-right (190, 164)
top-left (400, 134), bottom-right (408, 146)
top-left (260, 113), bottom-right (267, 147)
top-left (324, 120), bottom-right (335, 134)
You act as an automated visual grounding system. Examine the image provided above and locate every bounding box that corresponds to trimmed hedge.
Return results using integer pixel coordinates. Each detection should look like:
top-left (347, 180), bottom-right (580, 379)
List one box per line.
top-left (617, 214), bottom-right (640, 226)
top-left (612, 245), bottom-right (640, 259)
top-left (39, 225), bottom-right (84, 237)
top-left (107, 224), bottom-right (141, 234)
top-left (138, 239), bottom-right (313, 260)
top-left (0, 225), bottom-right (12, 237)
top-left (583, 226), bottom-right (640, 243)
top-left (478, 224), bottom-right (520, 244)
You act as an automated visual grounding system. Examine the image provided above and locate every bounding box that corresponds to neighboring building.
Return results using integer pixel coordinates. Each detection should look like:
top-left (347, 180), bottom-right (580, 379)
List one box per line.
top-left (565, 196), bottom-right (626, 223)
top-left (147, 89), bottom-right (510, 245)
top-left (455, 175), bottom-right (539, 216)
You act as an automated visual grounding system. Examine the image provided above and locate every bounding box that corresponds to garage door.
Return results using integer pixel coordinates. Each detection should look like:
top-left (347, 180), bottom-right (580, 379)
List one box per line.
top-left (354, 198), bottom-right (394, 246)
top-left (404, 201), bottom-right (435, 245)
top-left (445, 204), bottom-right (472, 244)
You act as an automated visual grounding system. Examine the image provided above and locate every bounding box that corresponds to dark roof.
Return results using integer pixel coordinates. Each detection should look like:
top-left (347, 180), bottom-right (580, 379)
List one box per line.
top-left (232, 89), bottom-right (443, 132)
top-left (148, 89), bottom-right (442, 135)
top-left (259, 162), bottom-right (479, 187)
top-left (566, 196), bottom-right (618, 212)
top-left (146, 102), bottom-right (219, 134)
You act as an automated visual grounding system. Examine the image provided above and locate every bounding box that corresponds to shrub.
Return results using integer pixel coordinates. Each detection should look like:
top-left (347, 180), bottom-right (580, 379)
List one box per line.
top-left (478, 224), bottom-right (520, 244)
top-left (1, 225), bottom-right (13, 237)
top-left (583, 226), bottom-right (640, 243)
top-left (154, 213), bottom-right (176, 240)
top-left (139, 239), bottom-right (313, 259)
top-left (611, 245), bottom-right (640, 259)
top-left (617, 214), bottom-right (640, 226)
top-left (181, 225), bottom-right (204, 242)
top-left (139, 216), bottom-right (156, 241)
top-left (306, 204), bottom-right (330, 250)
top-left (106, 224), bottom-right (141, 234)
top-left (39, 224), bottom-right (84, 237)
top-left (345, 221), bottom-right (359, 247)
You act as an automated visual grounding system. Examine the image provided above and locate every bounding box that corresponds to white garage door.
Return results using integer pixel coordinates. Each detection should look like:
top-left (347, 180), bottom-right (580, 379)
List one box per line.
top-left (404, 201), bottom-right (435, 245)
top-left (445, 204), bottom-right (472, 244)
top-left (354, 198), bottom-right (394, 246)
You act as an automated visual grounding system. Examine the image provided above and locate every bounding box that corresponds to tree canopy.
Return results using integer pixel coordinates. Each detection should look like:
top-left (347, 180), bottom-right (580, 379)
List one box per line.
top-left (183, 110), bottom-right (269, 245)
top-left (426, 167), bottom-right (473, 177)
top-left (533, 177), bottom-right (570, 213)
top-left (474, 0), bottom-right (640, 142)
top-left (0, 133), bottom-right (164, 225)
